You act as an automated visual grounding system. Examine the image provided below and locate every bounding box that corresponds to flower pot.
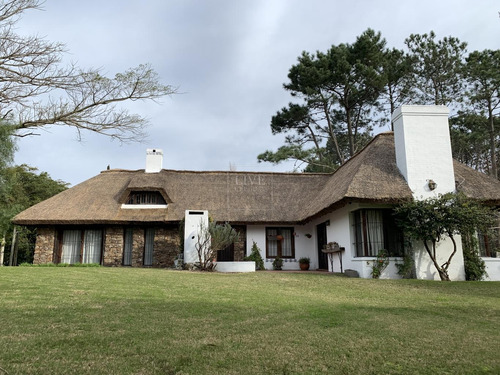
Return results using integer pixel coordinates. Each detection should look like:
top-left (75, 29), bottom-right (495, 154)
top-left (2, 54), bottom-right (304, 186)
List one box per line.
top-left (299, 263), bottom-right (310, 271)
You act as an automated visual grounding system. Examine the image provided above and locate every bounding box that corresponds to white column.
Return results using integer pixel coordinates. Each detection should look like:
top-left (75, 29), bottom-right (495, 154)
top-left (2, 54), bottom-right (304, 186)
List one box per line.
top-left (183, 210), bottom-right (209, 264)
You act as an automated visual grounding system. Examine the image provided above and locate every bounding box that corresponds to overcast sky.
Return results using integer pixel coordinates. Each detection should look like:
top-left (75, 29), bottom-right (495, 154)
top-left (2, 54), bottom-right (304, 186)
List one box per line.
top-left (13, 0), bottom-right (500, 186)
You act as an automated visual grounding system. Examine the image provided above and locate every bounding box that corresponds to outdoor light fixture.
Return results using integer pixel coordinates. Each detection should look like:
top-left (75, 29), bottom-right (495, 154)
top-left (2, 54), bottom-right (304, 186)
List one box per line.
top-left (428, 179), bottom-right (437, 191)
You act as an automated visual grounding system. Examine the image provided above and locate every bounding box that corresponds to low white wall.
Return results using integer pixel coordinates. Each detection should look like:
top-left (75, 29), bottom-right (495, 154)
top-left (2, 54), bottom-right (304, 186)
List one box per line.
top-left (351, 258), bottom-right (403, 279)
top-left (216, 261), bottom-right (255, 273)
top-left (483, 258), bottom-right (500, 281)
top-left (413, 238), bottom-right (465, 281)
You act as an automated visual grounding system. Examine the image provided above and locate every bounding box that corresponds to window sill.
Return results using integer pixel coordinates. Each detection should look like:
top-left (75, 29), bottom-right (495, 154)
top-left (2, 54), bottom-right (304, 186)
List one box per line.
top-left (121, 204), bottom-right (168, 209)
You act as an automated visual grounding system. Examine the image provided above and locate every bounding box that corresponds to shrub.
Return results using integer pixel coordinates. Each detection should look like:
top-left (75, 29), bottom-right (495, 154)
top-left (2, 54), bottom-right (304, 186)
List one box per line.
top-left (371, 250), bottom-right (389, 279)
top-left (395, 253), bottom-right (414, 279)
top-left (462, 232), bottom-right (488, 281)
top-left (272, 257), bottom-right (283, 270)
top-left (244, 241), bottom-right (265, 270)
top-left (195, 221), bottom-right (238, 271)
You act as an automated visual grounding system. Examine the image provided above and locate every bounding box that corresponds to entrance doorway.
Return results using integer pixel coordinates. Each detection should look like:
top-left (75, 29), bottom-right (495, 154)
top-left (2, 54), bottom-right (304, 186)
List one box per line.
top-left (217, 244), bottom-right (234, 261)
top-left (317, 222), bottom-right (328, 270)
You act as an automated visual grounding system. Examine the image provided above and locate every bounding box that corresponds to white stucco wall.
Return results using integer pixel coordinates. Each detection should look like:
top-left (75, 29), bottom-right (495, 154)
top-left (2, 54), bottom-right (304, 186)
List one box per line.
top-left (483, 258), bottom-right (500, 281)
top-left (246, 223), bottom-right (317, 270)
top-left (412, 238), bottom-right (466, 281)
top-left (314, 203), bottom-right (405, 279)
top-left (183, 210), bottom-right (209, 264)
top-left (393, 105), bottom-right (455, 199)
top-left (393, 105), bottom-right (466, 281)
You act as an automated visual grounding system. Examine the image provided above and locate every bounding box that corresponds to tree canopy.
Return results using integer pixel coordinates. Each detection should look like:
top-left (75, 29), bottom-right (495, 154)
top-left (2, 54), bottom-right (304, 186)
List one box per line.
top-left (258, 29), bottom-right (387, 172)
top-left (1, 164), bottom-right (68, 264)
top-left (259, 30), bottom-right (499, 179)
top-left (0, 0), bottom-right (176, 142)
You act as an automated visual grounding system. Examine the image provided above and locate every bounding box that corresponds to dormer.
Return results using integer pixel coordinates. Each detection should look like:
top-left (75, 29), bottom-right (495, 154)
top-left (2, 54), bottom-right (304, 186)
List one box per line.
top-left (121, 189), bottom-right (170, 209)
top-left (119, 174), bottom-right (171, 209)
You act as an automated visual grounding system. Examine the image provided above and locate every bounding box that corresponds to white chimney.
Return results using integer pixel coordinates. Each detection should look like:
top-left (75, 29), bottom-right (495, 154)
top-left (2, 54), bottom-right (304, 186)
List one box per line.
top-left (145, 148), bottom-right (163, 173)
top-left (393, 105), bottom-right (455, 199)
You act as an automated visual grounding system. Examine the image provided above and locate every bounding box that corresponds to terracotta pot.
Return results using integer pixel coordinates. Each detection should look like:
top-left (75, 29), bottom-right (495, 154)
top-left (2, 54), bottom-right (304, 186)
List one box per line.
top-left (299, 263), bottom-right (310, 271)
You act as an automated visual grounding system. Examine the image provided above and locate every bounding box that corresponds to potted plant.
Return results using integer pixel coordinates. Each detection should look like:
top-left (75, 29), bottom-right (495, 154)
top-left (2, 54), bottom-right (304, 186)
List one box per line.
top-left (272, 257), bottom-right (283, 270)
top-left (298, 257), bottom-right (310, 270)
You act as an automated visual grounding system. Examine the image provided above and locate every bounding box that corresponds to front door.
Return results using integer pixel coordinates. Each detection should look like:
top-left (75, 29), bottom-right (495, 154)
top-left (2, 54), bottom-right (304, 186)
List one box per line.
top-left (317, 222), bottom-right (328, 270)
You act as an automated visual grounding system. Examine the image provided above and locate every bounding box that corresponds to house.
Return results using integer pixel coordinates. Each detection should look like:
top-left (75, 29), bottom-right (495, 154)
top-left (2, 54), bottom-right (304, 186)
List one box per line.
top-left (12, 106), bottom-right (500, 280)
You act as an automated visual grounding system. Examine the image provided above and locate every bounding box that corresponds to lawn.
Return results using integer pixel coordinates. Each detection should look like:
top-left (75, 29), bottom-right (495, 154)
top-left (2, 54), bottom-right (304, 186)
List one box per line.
top-left (0, 268), bottom-right (499, 374)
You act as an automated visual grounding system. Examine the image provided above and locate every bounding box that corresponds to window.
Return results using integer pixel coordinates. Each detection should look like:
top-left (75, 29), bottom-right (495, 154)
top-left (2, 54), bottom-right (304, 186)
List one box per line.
top-left (478, 228), bottom-right (499, 258)
top-left (59, 229), bottom-right (103, 264)
top-left (123, 228), bottom-right (133, 266)
top-left (144, 228), bottom-right (155, 266)
top-left (126, 191), bottom-right (166, 205)
top-left (266, 227), bottom-right (295, 258)
top-left (353, 209), bottom-right (403, 257)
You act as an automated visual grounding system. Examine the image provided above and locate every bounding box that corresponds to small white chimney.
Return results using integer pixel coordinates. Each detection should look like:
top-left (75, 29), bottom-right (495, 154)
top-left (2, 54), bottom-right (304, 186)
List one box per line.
top-left (145, 148), bottom-right (163, 173)
top-left (393, 105), bottom-right (455, 199)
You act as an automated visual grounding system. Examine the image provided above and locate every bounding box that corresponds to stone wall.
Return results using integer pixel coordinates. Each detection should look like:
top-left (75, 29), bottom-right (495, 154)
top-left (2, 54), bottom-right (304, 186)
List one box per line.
top-left (32, 224), bottom-right (182, 268)
top-left (33, 227), bottom-right (56, 264)
top-left (152, 226), bottom-right (180, 268)
top-left (233, 225), bottom-right (247, 261)
top-left (131, 228), bottom-right (145, 267)
top-left (103, 226), bottom-right (123, 266)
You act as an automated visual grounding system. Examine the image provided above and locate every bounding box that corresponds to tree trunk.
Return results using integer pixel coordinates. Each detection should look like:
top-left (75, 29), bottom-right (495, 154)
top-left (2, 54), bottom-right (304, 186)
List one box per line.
top-left (0, 234), bottom-right (5, 266)
top-left (423, 240), bottom-right (451, 281)
top-left (9, 227), bottom-right (17, 266)
top-left (488, 102), bottom-right (498, 179)
top-left (346, 109), bottom-right (355, 157)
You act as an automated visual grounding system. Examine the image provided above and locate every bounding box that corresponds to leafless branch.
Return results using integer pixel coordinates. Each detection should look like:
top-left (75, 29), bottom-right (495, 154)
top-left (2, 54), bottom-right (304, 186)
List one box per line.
top-left (0, 0), bottom-right (177, 142)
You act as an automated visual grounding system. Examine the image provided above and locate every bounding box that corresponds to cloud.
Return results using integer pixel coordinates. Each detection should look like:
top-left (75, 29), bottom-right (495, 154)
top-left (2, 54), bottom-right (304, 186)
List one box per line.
top-left (13, 0), bottom-right (500, 185)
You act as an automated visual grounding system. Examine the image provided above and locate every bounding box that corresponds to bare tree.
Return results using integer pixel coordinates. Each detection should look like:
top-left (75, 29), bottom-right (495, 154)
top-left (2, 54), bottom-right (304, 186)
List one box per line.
top-left (195, 221), bottom-right (238, 271)
top-left (0, 0), bottom-right (176, 141)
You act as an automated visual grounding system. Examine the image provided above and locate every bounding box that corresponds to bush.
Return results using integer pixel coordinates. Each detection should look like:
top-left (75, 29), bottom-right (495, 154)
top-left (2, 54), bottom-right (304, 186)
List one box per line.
top-left (244, 241), bottom-right (265, 270)
top-left (371, 250), bottom-right (389, 279)
top-left (272, 257), bottom-right (283, 270)
top-left (462, 232), bottom-right (488, 281)
top-left (395, 253), bottom-right (414, 279)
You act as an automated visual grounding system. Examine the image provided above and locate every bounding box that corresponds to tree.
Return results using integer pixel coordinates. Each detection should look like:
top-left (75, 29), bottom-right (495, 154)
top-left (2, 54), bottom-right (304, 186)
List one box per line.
top-left (394, 193), bottom-right (496, 281)
top-left (0, 0), bottom-right (176, 142)
top-left (0, 164), bottom-right (67, 265)
top-left (450, 112), bottom-right (499, 175)
top-left (405, 31), bottom-right (467, 106)
top-left (258, 29), bottom-right (387, 172)
top-left (463, 49), bottom-right (500, 179)
top-left (195, 222), bottom-right (238, 271)
top-left (380, 48), bottom-right (415, 129)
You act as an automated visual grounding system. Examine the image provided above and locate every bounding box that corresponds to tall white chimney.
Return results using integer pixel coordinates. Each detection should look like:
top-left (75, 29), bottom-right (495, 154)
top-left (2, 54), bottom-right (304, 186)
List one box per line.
top-left (393, 105), bottom-right (455, 199)
top-left (145, 148), bottom-right (163, 173)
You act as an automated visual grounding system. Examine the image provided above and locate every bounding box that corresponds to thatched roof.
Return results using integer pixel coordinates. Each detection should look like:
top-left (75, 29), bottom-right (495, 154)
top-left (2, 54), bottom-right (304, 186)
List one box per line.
top-left (12, 133), bottom-right (500, 226)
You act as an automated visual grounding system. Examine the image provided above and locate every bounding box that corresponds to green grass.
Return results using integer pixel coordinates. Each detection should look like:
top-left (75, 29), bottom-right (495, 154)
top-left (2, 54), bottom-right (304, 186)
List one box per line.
top-left (0, 268), bottom-right (499, 374)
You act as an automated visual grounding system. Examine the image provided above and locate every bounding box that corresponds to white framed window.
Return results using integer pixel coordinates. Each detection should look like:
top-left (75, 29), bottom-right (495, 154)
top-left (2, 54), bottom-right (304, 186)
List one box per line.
top-left (265, 227), bottom-right (295, 258)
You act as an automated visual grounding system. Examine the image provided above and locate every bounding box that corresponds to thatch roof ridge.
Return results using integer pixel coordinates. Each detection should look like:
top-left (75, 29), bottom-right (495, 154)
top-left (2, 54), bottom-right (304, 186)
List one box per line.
top-left (101, 168), bottom-right (331, 177)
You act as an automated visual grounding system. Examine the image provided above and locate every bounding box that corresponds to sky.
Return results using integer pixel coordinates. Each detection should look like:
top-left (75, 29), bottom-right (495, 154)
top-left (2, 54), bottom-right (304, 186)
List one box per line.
top-left (13, 0), bottom-right (500, 187)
